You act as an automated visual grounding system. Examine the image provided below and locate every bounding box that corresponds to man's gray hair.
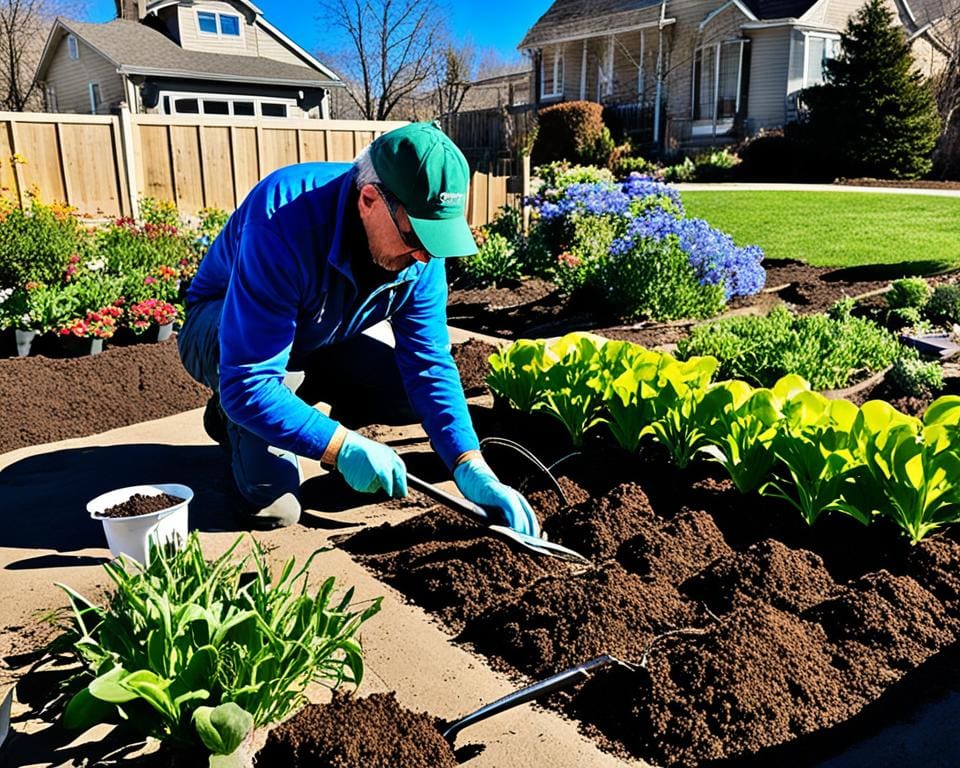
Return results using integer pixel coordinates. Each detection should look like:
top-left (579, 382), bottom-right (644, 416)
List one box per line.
top-left (354, 145), bottom-right (381, 189)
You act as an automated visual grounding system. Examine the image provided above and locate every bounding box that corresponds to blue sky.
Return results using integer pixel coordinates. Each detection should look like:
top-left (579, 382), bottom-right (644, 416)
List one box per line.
top-left (84, 1), bottom-right (546, 63)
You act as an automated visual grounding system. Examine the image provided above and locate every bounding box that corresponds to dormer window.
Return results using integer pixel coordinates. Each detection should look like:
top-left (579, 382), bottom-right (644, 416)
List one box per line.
top-left (197, 10), bottom-right (242, 37)
top-left (67, 34), bottom-right (79, 60)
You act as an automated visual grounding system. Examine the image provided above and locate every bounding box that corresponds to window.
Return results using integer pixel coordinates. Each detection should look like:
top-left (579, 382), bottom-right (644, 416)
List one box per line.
top-left (197, 11), bottom-right (218, 33)
top-left (540, 48), bottom-right (564, 99)
top-left (803, 34), bottom-right (840, 88)
top-left (174, 97), bottom-right (199, 114)
top-left (233, 101), bottom-right (255, 116)
top-left (202, 99), bottom-right (230, 115)
top-left (260, 102), bottom-right (287, 118)
top-left (88, 82), bottom-right (101, 114)
top-left (693, 41), bottom-right (745, 124)
top-left (197, 10), bottom-right (242, 37)
top-left (67, 35), bottom-right (79, 60)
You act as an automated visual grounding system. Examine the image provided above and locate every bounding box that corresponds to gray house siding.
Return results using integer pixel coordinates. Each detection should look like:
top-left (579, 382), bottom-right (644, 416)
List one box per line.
top-left (45, 35), bottom-right (125, 114)
top-left (254, 26), bottom-right (309, 67)
top-left (746, 27), bottom-right (791, 129)
top-left (176, 0), bottom-right (254, 56)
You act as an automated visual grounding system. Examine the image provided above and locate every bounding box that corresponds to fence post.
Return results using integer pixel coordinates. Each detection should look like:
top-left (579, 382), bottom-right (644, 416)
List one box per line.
top-left (521, 153), bottom-right (531, 235)
top-left (118, 102), bottom-right (140, 220)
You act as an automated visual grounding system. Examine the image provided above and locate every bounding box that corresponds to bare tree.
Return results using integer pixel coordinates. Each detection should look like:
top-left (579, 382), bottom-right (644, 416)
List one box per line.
top-left (317, 0), bottom-right (443, 121)
top-left (433, 44), bottom-right (473, 117)
top-left (929, 0), bottom-right (960, 176)
top-left (0, 0), bottom-right (79, 111)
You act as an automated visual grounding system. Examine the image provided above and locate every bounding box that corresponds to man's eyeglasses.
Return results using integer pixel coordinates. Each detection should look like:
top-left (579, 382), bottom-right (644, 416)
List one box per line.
top-left (375, 186), bottom-right (425, 254)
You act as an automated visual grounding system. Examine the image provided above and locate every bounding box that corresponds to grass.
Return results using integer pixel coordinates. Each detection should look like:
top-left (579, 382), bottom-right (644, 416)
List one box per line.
top-left (680, 190), bottom-right (960, 273)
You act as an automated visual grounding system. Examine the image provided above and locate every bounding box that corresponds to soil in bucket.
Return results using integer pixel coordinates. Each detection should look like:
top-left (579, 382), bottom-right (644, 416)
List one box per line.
top-left (99, 492), bottom-right (185, 518)
top-left (256, 692), bottom-right (458, 768)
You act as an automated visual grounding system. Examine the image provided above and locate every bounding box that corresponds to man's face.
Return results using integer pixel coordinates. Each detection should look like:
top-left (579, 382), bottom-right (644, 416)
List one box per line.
top-left (358, 184), bottom-right (431, 272)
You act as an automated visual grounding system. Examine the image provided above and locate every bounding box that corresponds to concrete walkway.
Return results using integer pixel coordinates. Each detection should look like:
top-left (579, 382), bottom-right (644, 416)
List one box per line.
top-left (675, 182), bottom-right (960, 197)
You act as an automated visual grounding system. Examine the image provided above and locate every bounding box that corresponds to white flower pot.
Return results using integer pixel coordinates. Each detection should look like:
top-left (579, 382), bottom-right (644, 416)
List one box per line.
top-left (87, 483), bottom-right (193, 565)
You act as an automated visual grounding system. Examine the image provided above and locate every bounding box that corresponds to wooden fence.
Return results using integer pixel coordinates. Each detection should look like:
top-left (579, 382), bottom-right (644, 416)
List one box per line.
top-left (0, 110), bottom-right (524, 227)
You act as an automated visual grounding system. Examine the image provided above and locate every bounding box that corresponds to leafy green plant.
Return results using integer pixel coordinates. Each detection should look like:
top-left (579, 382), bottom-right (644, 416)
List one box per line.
top-left (886, 277), bottom-right (931, 310)
top-left (55, 533), bottom-right (380, 759)
top-left (486, 339), bottom-right (551, 413)
top-left (761, 392), bottom-right (868, 525)
top-left (887, 351), bottom-right (944, 397)
top-left (640, 354), bottom-right (719, 468)
top-left (677, 305), bottom-right (901, 389)
top-left (662, 157), bottom-right (696, 183)
top-left (535, 332), bottom-right (607, 446)
top-left (597, 341), bottom-right (665, 453)
top-left (925, 284), bottom-right (960, 325)
top-left (700, 374), bottom-right (808, 493)
top-left (0, 196), bottom-right (91, 288)
top-left (460, 232), bottom-right (521, 286)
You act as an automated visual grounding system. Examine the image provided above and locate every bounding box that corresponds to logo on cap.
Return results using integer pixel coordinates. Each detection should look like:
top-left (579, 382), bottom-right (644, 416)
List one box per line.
top-left (439, 192), bottom-right (464, 204)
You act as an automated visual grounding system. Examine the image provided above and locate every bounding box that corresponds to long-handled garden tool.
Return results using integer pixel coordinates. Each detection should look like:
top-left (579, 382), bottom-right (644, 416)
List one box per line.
top-left (406, 472), bottom-right (592, 566)
top-left (441, 654), bottom-right (635, 744)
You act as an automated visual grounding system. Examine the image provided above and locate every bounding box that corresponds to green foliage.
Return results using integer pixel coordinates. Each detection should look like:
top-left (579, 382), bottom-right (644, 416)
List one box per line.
top-left (552, 214), bottom-right (626, 297)
top-left (925, 283), bottom-right (960, 324)
top-left (887, 351), bottom-right (944, 397)
top-left (601, 235), bottom-right (726, 322)
top-left (487, 339), bottom-right (551, 413)
top-left (139, 197), bottom-right (181, 228)
top-left (533, 161), bottom-right (615, 192)
top-left (0, 198), bottom-right (90, 288)
top-left (460, 232), bottom-right (522, 286)
top-left (531, 101), bottom-right (613, 166)
top-left (886, 277), bottom-right (931, 310)
top-left (661, 157), bottom-right (696, 183)
top-left (485, 205), bottom-right (523, 244)
top-left (535, 333), bottom-right (608, 446)
top-left (802, 0), bottom-right (941, 179)
top-left (611, 154), bottom-right (658, 179)
top-left (56, 533), bottom-right (380, 755)
top-left (677, 305), bottom-right (902, 390)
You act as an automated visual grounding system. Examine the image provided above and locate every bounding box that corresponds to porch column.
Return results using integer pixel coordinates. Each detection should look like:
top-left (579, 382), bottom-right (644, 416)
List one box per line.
top-left (580, 40), bottom-right (587, 100)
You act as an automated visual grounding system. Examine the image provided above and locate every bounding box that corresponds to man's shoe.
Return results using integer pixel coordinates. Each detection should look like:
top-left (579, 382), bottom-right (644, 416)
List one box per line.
top-left (203, 394), bottom-right (229, 448)
top-left (237, 492), bottom-right (301, 530)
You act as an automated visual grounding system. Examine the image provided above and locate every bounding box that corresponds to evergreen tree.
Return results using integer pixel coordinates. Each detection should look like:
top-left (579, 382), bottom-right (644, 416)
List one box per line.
top-left (803, 0), bottom-right (942, 179)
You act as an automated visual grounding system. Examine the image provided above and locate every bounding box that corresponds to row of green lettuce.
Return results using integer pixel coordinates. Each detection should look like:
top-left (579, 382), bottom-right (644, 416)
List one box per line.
top-left (488, 332), bottom-right (960, 543)
top-left (0, 196), bottom-right (227, 340)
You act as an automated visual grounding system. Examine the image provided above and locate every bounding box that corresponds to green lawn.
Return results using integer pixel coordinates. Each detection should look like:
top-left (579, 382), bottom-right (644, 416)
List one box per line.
top-left (680, 190), bottom-right (960, 273)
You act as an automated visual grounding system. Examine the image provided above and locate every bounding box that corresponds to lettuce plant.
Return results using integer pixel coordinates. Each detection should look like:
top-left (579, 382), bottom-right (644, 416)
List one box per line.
top-left (598, 341), bottom-right (666, 453)
top-left (536, 332), bottom-right (607, 446)
top-left (55, 533), bottom-right (380, 761)
top-left (486, 339), bottom-right (551, 413)
top-left (700, 374), bottom-right (808, 493)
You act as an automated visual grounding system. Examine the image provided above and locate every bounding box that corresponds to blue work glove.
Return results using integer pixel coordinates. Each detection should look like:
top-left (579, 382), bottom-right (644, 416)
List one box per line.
top-left (336, 431), bottom-right (408, 497)
top-left (453, 457), bottom-right (541, 538)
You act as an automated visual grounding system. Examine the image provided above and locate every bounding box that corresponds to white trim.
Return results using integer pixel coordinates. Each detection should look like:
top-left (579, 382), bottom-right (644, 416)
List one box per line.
top-left (638, 30), bottom-right (645, 97)
top-left (67, 34), bottom-right (79, 60)
top-left (712, 42), bottom-right (720, 123)
top-left (800, 31), bottom-right (841, 88)
top-left (692, 118), bottom-right (734, 136)
top-left (735, 40), bottom-right (744, 112)
top-left (523, 18), bottom-right (675, 50)
top-left (158, 89), bottom-right (298, 118)
top-left (540, 47), bottom-right (564, 98)
top-left (700, 0), bottom-right (758, 30)
top-left (580, 40), bottom-right (587, 100)
top-left (88, 81), bottom-right (101, 114)
top-left (116, 65), bottom-right (340, 88)
top-left (194, 9), bottom-right (246, 42)
top-left (256, 16), bottom-right (341, 81)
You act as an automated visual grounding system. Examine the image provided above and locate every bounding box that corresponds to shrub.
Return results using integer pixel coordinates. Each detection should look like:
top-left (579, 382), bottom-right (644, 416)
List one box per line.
top-left (533, 161), bottom-right (615, 192)
top-left (460, 231), bottom-right (521, 286)
top-left (531, 101), bottom-right (611, 166)
top-left (0, 197), bottom-right (90, 288)
top-left (886, 277), bottom-right (931, 310)
top-left (735, 127), bottom-right (829, 182)
top-left (602, 235), bottom-right (727, 321)
top-left (662, 157), bottom-right (696, 183)
top-left (677, 305), bottom-right (902, 389)
top-left (552, 214), bottom-right (626, 297)
top-left (887, 351), bottom-right (944, 397)
top-left (611, 153), bottom-right (659, 179)
top-left (691, 149), bottom-right (739, 181)
top-left (925, 284), bottom-right (960, 325)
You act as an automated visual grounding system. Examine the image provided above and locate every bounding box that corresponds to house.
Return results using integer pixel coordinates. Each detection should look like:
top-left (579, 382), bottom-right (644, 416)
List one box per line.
top-left (519, 0), bottom-right (952, 147)
top-left (460, 64), bottom-right (533, 111)
top-left (34, 0), bottom-right (343, 119)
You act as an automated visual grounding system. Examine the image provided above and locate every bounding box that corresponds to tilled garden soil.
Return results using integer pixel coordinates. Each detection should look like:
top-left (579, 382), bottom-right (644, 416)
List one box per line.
top-left (0, 338), bottom-right (209, 454)
top-left (447, 259), bottom-right (942, 343)
top-left (342, 414), bottom-right (960, 768)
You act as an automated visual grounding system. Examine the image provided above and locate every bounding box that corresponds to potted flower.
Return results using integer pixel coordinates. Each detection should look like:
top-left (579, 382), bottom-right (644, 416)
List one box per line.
top-left (57, 304), bottom-right (121, 356)
top-left (4, 282), bottom-right (80, 356)
top-left (127, 297), bottom-right (178, 342)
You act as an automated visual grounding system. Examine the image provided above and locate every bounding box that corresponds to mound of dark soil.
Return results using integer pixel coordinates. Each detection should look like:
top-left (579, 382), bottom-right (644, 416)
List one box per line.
top-left (0, 338), bottom-right (209, 454)
top-left (342, 410), bottom-right (960, 767)
top-left (258, 692), bottom-right (457, 768)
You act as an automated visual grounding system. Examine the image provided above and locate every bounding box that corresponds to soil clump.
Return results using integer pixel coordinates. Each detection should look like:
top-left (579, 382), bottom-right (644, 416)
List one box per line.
top-left (98, 492), bottom-right (185, 518)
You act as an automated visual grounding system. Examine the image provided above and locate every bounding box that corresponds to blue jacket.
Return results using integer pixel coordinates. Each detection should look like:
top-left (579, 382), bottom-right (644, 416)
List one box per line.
top-left (186, 162), bottom-right (479, 469)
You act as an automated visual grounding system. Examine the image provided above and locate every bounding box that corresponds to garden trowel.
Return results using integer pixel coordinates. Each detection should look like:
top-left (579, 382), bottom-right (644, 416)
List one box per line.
top-left (406, 472), bottom-right (592, 566)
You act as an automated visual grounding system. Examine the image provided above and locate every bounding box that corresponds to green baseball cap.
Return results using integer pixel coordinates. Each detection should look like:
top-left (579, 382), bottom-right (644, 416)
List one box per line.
top-left (369, 122), bottom-right (477, 258)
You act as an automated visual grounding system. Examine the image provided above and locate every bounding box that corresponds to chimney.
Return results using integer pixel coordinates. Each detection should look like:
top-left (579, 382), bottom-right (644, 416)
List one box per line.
top-left (115, 0), bottom-right (147, 20)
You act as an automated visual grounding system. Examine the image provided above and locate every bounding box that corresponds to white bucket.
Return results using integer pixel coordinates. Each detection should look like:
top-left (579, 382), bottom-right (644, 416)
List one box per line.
top-left (87, 483), bottom-right (193, 565)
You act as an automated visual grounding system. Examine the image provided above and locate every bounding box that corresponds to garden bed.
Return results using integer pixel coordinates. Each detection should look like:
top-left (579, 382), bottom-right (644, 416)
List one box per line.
top-left (447, 259), bottom-right (907, 342)
top-left (341, 407), bottom-right (960, 767)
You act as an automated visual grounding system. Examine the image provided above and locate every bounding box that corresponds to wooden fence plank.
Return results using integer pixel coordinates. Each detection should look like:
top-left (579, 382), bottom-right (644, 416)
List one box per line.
top-left (232, 127), bottom-right (259, 205)
top-left (14, 122), bottom-right (65, 204)
top-left (259, 128), bottom-right (298, 176)
top-left (58, 123), bottom-right (123, 216)
top-left (137, 123), bottom-right (175, 204)
top-left (299, 129), bottom-right (327, 162)
top-left (199, 125), bottom-right (235, 211)
top-left (170, 125), bottom-right (204, 212)
top-left (326, 131), bottom-right (355, 161)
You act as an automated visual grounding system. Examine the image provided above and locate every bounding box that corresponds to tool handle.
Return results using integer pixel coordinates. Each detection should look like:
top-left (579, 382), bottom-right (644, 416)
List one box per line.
top-left (407, 473), bottom-right (490, 523)
top-left (441, 655), bottom-right (619, 743)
